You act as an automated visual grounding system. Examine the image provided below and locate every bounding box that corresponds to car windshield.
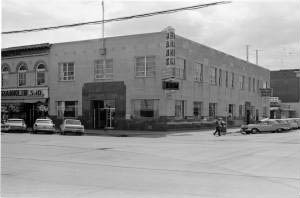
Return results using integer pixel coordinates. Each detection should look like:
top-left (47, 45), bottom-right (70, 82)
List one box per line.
top-left (7, 119), bottom-right (23, 123)
top-left (36, 120), bottom-right (52, 124)
top-left (66, 120), bottom-right (81, 125)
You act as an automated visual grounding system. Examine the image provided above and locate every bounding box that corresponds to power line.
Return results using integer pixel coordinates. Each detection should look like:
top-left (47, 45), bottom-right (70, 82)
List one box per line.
top-left (2, 1), bottom-right (231, 35)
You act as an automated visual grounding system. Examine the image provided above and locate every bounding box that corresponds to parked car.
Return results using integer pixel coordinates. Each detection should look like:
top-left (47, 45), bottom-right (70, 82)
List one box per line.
top-left (32, 118), bottom-right (56, 134)
top-left (286, 119), bottom-right (298, 129)
top-left (241, 119), bottom-right (286, 134)
top-left (2, 118), bottom-right (27, 133)
top-left (292, 118), bottom-right (300, 128)
top-left (270, 119), bottom-right (290, 131)
top-left (60, 119), bottom-right (84, 135)
top-left (285, 118), bottom-right (299, 129)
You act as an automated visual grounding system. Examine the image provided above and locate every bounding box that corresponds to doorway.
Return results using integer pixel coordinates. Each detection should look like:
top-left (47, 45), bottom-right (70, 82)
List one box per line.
top-left (93, 100), bottom-right (116, 129)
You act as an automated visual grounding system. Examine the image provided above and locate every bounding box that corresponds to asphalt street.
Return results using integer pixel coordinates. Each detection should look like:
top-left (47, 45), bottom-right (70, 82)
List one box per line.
top-left (1, 129), bottom-right (300, 198)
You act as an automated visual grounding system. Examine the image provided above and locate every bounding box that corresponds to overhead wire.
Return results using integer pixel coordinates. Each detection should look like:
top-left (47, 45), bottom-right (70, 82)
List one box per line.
top-left (2, 1), bottom-right (231, 35)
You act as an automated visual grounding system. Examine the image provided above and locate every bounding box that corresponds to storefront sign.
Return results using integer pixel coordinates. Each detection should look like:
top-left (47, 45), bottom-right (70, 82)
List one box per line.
top-left (1, 87), bottom-right (48, 98)
top-left (260, 88), bottom-right (273, 97)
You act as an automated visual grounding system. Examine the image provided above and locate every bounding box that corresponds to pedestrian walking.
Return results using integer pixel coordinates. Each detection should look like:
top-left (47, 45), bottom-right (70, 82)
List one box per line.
top-left (213, 118), bottom-right (223, 136)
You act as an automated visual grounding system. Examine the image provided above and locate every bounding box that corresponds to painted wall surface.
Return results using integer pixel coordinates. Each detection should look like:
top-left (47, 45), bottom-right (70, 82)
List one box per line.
top-left (48, 32), bottom-right (165, 117)
top-left (46, 31), bottom-right (270, 120)
top-left (166, 36), bottom-right (270, 119)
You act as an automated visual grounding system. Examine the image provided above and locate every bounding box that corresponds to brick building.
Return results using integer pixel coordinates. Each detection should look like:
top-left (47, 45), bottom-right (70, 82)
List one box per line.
top-left (2, 28), bottom-right (270, 129)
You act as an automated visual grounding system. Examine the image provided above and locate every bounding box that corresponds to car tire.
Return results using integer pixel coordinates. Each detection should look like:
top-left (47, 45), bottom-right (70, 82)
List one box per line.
top-left (251, 128), bottom-right (259, 134)
top-left (276, 128), bottom-right (283, 133)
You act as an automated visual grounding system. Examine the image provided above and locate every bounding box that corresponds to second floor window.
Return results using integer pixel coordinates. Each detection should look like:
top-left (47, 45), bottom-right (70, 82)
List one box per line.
top-left (219, 69), bottom-right (222, 86)
top-left (36, 64), bottom-right (46, 85)
top-left (59, 62), bottom-right (74, 81)
top-left (210, 66), bottom-right (217, 85)
top-left (225, 71), bottom-right (228, 88)
top-left (135, 56), bottom-right (155, 77)
top-left (194, 62), bottom-right (203, 82)
top-left (95, 59), bottom-right (113, 79)
top-left (18, 64), bottom-right (27, 86)
top-left (2, 64), bottom-right (10, 87)
top-left (231, 72), bottom-right (235, 88)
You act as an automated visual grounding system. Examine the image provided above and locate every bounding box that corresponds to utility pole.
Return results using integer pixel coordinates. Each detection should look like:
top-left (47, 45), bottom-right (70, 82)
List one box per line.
top-left (255, 49), bottom-right (258, 65)
top-left (246, 45), bottom-right (250, 62)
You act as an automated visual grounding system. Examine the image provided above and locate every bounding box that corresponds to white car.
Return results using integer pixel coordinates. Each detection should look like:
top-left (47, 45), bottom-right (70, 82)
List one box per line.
top-left (3, 119), bottom-right (27, 133)
top-left (241, 120), bottom-right (286, 134)
top-left (60, 119), bottom-right (84, 135)
top-left (33, 118), bottom-right (56, 134)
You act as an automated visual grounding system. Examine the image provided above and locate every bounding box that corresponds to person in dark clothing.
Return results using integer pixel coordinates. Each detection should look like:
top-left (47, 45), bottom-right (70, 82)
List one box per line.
top-left (214, 118), bottom-right (223, 136)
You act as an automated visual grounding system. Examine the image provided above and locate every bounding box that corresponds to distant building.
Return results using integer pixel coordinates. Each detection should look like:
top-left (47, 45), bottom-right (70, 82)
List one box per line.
top-left (2, 28), bottom-right (270, 129)
top-left (270, 69), bottom-right (300, 118)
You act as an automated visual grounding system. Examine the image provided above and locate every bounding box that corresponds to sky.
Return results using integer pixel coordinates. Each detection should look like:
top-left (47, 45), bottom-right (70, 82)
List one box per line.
top-left (1, 0), bottom-right (300, 71)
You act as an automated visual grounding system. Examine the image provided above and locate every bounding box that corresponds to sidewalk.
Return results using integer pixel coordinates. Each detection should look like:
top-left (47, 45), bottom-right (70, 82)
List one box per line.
top-left (84, 127), bottom-right (242, 137)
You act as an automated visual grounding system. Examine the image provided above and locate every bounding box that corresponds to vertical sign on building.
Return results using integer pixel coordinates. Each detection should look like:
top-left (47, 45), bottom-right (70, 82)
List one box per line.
top-left (165, 27), bottom-right (176, 66)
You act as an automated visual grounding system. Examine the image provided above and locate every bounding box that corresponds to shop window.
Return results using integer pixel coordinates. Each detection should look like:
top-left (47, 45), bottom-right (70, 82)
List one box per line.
top-left (58, 62), bottom-right (74, 81)
top-left (210, 66), bottom-right (217, 85)
top-left (18, 63), bottom-right (27, 87)
top-left (228, 104), bottom-right (235, 119)
top-left (36, 64), bottom-right (46, 85)
top-left (95, 59), bottom-right (113, 79)
top-left (135, 56), bottom-right (155, 77)
top-left (2, 64), bottom-right (10, 87)
top-left (175, 100), bottom-right (185, 119)
top-left (193, 102), bottom-right (203, 119)
top-left (239, 105), bottom-right (244, 119)
top-left (56, 101), bottom-right (78, 118)
top-left (132, 99), bottom-right (159, 118)
top-left (209, 103), bottom-right (217, 118)
top-left (194, 62), bottom-right (203, 82)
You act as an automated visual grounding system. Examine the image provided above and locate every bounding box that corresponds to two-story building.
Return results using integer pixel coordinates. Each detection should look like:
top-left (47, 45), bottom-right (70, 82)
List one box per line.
top-left (1, 44), bottom-right (50, 126)
top-left (1, 27), bottom-right (270, 129)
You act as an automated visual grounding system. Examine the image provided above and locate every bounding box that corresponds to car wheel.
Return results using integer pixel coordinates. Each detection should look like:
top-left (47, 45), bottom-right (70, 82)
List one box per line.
top-left (251, 128), bottom-right (259, 134)
top-left (276, 128), bottom-right (283, 133)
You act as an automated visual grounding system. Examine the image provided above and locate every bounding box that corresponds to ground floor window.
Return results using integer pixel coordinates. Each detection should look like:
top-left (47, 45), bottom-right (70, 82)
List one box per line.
top-left (132, 99), bottom-right (159, 118)
top-left (209, 103), bottom-right (217, 118)
top-left (175, 100), bottom-right (185, 119)
top-left (56, 101), bottom-right (78, 118)
top-left (228, 104), bottom-right (235, 119)
top-left (239, 104), bottom-right (244, 119)
top-left (193, 101), bottom-right (203, 119)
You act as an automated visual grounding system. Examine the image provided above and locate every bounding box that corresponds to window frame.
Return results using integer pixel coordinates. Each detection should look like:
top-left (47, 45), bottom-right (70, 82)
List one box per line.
top-left (135, 56), bottom-right (155, 78)
top-left (18, 64), bottom-right (27, 87)
top-left (94, 59), bottom-right (113, 79)
top-left (2, 64), bottom-right (10, 87)
top-left (36, 63), bottom-right (46, 86)
top-left (58, 62), bottom-right (75, 81)
top-left (194, 62), bottom-right (203, 82)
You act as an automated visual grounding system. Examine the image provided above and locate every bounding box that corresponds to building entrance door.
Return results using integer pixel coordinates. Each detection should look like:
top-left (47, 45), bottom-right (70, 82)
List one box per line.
top-left (93, 100), bottom-right (115, 129)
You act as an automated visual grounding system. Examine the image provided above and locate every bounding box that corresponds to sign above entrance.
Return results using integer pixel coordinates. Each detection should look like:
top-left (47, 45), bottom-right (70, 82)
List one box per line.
top-left (1, 87), bottom-right (49, 99)
top-left (260, 88), bottom-right (273, 97)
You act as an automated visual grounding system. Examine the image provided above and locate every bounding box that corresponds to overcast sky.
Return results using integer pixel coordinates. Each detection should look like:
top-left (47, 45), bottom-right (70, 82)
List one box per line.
top-left (2, 0), bottom-right (300, 70)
